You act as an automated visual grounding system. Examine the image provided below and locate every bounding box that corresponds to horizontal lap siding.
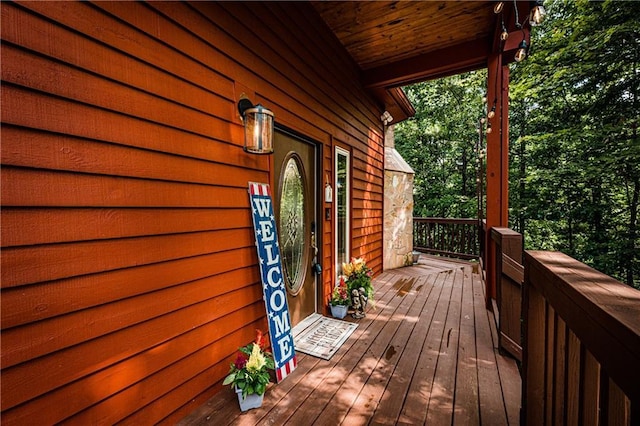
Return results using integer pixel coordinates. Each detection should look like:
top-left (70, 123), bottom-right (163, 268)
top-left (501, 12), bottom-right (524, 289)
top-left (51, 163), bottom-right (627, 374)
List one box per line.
top-left (0, 1), bottom-right (384, 424)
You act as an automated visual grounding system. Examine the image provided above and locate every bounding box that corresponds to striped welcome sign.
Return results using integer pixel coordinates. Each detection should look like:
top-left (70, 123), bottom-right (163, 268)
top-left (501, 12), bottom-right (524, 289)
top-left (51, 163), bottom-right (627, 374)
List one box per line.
top-left (248, 182), bottom-right (297, 382)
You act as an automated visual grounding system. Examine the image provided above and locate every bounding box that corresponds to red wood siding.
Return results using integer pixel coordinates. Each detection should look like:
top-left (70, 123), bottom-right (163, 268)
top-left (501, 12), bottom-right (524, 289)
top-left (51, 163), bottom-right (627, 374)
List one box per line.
top-left (0, 1), bottom-right (385, 423)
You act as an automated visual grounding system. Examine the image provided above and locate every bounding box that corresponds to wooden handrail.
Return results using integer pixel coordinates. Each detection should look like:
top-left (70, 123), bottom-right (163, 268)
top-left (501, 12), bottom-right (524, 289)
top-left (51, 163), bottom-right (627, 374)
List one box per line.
top-left (502, 253), bottom-right (524, 284)
top-left (413, 217), bottom-right (478, 225)
top-left (523, 251), bottom-right (640, 425)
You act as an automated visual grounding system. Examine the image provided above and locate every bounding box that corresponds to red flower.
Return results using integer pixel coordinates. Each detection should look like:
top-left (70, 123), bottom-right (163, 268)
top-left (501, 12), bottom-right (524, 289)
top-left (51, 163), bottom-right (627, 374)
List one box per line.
top-left (234, 352), bottom-right (247, 369)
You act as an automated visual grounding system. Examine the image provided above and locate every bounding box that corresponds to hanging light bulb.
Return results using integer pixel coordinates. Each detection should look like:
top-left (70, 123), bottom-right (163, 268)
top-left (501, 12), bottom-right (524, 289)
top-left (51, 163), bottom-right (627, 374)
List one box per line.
top-left (480, 117), bottom-right (486, 124)
top-left (493, 1), bottom-right (504, 14)
top-left (486, 123), bottom-right (493, 134)
top-left (529, 0), bottom-right (546, 26)
top-left (488, 104), bottom-right (496, 119)
top-left (501, 30), bottom-right (509, 41)
top-left (515, 39), bottom-right (528, 62)
top-left (482, 95), bottom-right (487, 103)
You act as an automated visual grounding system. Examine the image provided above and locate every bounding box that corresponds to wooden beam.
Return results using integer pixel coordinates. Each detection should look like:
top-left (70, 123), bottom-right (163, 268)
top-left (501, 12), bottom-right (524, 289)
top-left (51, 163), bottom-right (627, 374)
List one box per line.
top-left (362, 37), bottom-right (491, 89)
top-left (485, 51), bottom-right (510, 305)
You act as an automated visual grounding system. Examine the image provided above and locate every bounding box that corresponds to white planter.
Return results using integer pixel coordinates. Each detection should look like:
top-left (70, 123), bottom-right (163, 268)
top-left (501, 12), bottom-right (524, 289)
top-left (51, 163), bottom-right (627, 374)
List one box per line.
top-left (235, 386), bottom-right (264, 412)
top-left (330, 304), bottom-right (348, 319)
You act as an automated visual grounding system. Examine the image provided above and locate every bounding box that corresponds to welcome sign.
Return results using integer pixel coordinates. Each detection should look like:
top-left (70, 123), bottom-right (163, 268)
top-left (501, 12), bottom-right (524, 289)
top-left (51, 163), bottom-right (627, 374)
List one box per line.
top-left (248, 182), bottom-right (297, 382)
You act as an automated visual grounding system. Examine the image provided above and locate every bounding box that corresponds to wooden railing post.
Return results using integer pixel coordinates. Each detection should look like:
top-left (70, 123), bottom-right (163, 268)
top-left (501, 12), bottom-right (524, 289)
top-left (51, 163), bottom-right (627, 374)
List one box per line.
top-left (491, 227), bottom-right (523, 361)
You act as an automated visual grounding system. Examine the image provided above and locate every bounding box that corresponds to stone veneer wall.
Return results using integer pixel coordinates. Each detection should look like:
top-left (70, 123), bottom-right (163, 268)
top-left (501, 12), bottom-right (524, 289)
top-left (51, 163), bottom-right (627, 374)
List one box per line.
top-left (383, 125), bottom-right (415, 270)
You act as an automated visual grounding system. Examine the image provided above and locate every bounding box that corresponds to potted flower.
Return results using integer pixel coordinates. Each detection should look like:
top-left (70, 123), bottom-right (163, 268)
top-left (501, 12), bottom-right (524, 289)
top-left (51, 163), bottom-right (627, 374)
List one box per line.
top-left (222, 330), bottom-right (275, 411)
top-left (342, 257), bottom-right (374, 318)
top-left (329, 276), bottom-right (350, 319)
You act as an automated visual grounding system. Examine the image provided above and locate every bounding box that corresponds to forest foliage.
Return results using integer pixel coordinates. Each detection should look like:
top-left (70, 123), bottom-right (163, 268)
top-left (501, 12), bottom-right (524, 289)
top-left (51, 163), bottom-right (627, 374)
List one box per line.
top-left (394, 0), bottom-right (639, 288)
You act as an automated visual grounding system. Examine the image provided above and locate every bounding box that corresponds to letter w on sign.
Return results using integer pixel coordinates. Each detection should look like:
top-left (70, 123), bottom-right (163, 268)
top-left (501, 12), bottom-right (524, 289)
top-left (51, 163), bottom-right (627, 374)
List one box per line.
top-left (248, 182), bottom-right (297, 382)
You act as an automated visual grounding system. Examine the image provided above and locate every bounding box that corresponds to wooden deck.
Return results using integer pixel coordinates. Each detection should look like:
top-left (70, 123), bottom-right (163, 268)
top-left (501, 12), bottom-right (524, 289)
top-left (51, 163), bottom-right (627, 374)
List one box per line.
top-left (179, 256), bottom-right (521, 425)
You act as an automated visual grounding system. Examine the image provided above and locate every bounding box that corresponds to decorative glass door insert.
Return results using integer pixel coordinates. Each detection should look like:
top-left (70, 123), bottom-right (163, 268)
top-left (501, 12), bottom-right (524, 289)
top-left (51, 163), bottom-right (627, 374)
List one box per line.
top-left (279, 155), bottom-right (306, 294)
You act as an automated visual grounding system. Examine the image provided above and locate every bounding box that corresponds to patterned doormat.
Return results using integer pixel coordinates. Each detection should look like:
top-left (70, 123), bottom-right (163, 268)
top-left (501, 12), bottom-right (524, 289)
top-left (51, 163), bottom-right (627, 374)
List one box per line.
top-left (292, 313), bottom-right (358, 360)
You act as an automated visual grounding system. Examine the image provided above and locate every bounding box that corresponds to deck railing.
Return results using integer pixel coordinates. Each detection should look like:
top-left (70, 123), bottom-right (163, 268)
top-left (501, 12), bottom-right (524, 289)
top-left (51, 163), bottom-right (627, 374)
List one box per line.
top-left (523, 251), bottom-right (640, 425)
top-left (413, 217), bottom-right (480, 260)
top-left (491, 227), bottom-right (523, 362)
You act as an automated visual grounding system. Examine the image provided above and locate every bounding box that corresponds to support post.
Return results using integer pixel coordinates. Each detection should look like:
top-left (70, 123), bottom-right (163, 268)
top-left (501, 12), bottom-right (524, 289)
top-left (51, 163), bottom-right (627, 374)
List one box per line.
top-left (484, 52), bottom-right (510, 306)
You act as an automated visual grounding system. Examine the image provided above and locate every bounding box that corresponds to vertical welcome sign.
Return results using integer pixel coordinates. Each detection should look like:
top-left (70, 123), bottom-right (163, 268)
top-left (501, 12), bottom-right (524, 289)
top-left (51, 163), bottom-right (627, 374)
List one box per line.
top-left (248, 182), bottom-right (297, 382)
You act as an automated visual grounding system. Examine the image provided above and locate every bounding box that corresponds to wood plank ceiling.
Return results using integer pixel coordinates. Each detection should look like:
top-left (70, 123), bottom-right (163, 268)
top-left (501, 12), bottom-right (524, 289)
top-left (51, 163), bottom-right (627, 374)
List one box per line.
top-left (311, 1), bottom-right (531, 121)
top-left (312, 1), bottom-right (495, 73)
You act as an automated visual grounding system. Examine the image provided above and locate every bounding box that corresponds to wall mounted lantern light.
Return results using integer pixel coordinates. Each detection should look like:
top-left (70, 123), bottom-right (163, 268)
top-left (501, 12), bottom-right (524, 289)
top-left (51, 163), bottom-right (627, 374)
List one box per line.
top-left (237, 97), bottom-right (274, 154)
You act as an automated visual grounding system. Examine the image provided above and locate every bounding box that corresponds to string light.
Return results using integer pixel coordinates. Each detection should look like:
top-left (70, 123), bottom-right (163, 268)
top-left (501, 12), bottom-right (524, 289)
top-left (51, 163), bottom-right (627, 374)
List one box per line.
top-left (515, 39), bottom-right (528, 62)
top-left (488, 104), bottom-right (496, 119)
top-left (486, 122), bottom-right (493, 134)
top-left (497, 12), bottom-right (507, 42)
top-left (493, 1), bottom-right (504, 14)
top-left (529, 0), bottom-right (546, 26)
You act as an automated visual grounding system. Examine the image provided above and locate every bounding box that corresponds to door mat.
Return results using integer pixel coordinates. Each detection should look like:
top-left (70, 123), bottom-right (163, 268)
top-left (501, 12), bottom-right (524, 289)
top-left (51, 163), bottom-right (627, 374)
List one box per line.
top-left (292, 313), bottom-right (358, 360)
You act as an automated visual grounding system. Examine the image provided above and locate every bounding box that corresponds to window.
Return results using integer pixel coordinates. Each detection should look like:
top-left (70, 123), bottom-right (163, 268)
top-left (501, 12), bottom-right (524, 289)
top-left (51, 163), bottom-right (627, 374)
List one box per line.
top-left (335, 147), bottom-right (350, 277)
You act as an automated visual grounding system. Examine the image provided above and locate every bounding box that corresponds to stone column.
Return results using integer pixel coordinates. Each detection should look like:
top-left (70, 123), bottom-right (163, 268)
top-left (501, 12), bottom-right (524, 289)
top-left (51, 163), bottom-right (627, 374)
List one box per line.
top-left (383, 125), bottom-right (415, 270)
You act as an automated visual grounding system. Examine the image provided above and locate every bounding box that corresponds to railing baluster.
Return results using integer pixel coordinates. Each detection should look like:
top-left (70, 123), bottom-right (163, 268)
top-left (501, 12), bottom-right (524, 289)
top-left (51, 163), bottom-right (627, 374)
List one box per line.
top-left (412, 217), bottom-right (479, 260)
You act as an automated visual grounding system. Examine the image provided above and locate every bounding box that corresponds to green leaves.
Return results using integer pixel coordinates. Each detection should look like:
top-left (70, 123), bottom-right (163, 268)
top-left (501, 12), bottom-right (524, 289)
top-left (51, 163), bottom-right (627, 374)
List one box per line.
top-left (397, 0), bottom-right (639, 287)
top-left (510, 0), bottom-right (640, 287)
top-left (396, 71), bottom-right (485, 219)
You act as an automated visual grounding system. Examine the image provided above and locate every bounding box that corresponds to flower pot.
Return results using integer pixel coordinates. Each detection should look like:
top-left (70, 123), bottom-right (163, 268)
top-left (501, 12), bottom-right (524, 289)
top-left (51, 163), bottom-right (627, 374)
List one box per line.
top-left (235, 386), bottom-right (264, 412)
top-left (330, 304), bottom-right (348, 319)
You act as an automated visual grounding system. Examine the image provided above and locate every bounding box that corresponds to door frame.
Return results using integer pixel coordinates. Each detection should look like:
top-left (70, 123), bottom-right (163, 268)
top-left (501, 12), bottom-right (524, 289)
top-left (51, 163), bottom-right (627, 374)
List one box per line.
top-left (273, 124), bottom-right (323, 317)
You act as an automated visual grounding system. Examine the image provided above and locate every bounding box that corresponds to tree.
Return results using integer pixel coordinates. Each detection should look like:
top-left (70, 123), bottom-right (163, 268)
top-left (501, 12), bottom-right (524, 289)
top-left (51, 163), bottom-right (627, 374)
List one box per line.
top-left (510, 0), bottom-right (640, 287)
top-left (396, 0), bottom-right (639, 288)
top-left (395, 71), bottom-right (487, 219)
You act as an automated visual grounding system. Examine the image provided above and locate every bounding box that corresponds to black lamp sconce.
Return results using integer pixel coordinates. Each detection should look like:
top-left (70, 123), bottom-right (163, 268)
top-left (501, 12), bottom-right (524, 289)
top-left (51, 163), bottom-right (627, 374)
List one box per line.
top-left (237, 96), bottom-right (274, 154)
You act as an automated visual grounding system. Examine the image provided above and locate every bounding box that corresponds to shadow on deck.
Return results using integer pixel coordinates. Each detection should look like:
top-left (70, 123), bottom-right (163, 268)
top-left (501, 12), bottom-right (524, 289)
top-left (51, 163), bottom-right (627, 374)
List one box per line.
top-left (179, 255), bottom-right (521, 425)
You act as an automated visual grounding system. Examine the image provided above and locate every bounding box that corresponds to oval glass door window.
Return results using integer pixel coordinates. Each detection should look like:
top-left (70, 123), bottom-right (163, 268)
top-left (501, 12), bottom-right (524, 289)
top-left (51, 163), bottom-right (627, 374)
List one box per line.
top-left (279, 155), bottom-right (306, 294)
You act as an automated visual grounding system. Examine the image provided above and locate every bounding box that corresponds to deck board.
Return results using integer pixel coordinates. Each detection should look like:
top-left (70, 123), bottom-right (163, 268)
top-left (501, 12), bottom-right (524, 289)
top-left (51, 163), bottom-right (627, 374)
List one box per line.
top-left (178, 256), bottom-right (521, 425)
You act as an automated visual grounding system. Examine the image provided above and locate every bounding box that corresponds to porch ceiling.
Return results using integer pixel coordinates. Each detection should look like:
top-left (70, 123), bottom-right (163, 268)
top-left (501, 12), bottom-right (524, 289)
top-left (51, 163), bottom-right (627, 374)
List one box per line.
top-left (311, 1), bottom-right (533, 122)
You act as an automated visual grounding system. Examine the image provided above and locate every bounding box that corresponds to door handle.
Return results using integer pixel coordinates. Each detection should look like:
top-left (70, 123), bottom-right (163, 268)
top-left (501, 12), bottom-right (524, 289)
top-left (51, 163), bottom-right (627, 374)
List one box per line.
top-left (311, 222), bottom-right (321, 274)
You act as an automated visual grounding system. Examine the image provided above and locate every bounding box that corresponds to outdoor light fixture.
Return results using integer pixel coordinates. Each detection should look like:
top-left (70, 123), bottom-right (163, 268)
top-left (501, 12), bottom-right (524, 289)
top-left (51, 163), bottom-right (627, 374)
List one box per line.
top-left (238, 97), bottom-right (274, 154)
top-left (515, 39), bottom-right (528, 62)
top-left (529, 0), bottom-right (546, 26)
top-left (381, 110), bottom-right (393, 125)
top-left (493, 1), bottom-right (504, 14)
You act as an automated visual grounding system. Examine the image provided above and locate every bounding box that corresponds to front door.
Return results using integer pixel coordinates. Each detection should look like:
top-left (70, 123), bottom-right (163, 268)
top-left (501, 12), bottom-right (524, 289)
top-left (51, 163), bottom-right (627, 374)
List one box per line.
top-left (274, 130), bottom-right (318, 327)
